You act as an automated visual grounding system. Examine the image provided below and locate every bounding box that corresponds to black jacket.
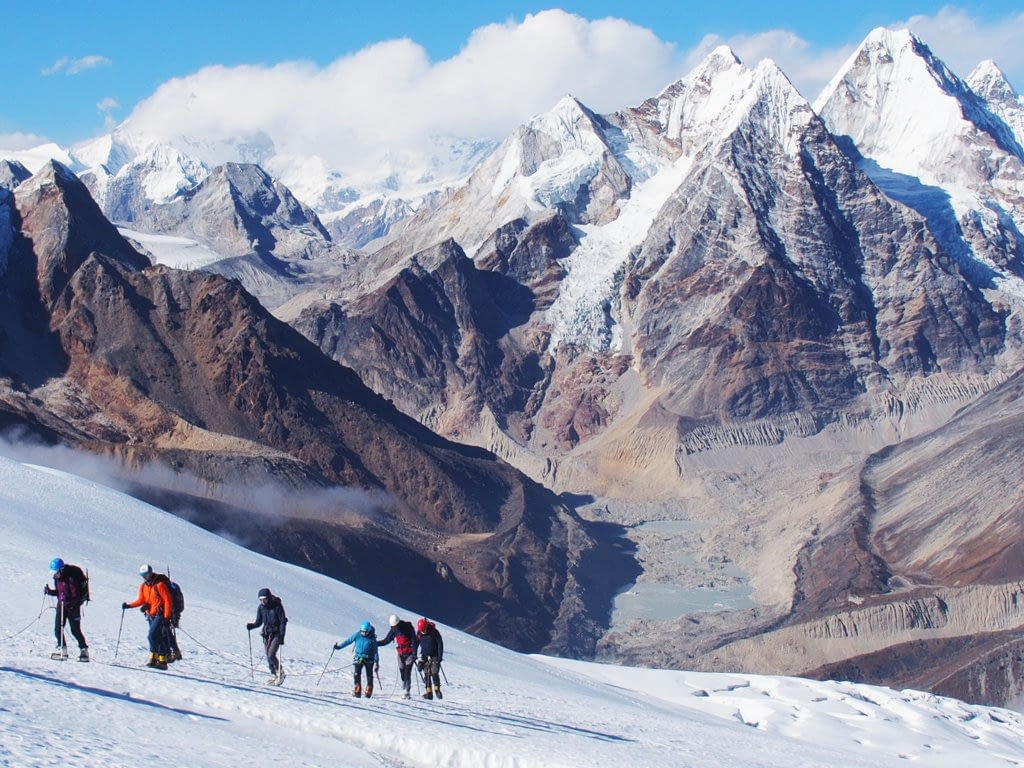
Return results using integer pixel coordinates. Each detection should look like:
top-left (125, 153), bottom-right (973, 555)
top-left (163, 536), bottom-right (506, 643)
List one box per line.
top-left (415, 625), bottom-right (443, 661)
top-left (249, 595), bottom-right (287, 642)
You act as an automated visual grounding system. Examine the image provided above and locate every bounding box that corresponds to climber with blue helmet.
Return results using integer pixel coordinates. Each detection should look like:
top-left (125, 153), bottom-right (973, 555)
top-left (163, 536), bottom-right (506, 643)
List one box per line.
top-left (333, 620), bottom-right (380, 698)
top-left (44, 557), bottom-right (90, 661)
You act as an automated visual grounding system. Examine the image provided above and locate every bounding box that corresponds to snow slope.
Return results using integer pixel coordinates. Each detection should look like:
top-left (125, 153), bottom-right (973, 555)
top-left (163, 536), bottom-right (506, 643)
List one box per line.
top-left (1, 454), bottom-right (1023, 767)
top-left (118, 228), bottom-right (229, 270)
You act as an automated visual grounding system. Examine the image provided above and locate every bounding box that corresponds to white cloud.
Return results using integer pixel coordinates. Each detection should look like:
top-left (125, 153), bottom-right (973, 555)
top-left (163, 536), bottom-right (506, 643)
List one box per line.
top-left (42, 54), bottom-right (112, 76)
top-left (97, 96), bottom-right (121, 131)
top-left (124, 10), bottom-right (682, 178)
top-left (0, 131), bottom-right (50, 151)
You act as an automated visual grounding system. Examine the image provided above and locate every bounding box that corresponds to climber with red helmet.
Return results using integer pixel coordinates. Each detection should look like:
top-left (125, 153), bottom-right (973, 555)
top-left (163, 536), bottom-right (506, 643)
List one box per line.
top-left (414, 617), bottom-right (444, 700)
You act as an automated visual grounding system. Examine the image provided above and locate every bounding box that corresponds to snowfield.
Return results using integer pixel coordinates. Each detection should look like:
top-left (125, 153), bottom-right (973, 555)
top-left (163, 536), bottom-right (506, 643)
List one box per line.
top-left (2, 454), bottom-right (1023, 767)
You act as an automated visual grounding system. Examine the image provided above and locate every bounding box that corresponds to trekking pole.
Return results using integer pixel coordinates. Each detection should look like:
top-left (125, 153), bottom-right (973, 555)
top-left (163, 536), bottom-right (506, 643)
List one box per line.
top-left (247, 629), bottom-right (254, 682)
top-left (58, 601), bottom-right (65, 653)
top-left (440, 662), bottom-right (449, 686)
top-left (114, 607), bottom-right (126, 659)
top-left (316, 646), bottom-right (336, 688)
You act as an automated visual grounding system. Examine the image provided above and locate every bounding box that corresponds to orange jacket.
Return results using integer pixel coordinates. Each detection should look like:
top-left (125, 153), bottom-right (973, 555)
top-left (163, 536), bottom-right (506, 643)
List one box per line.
top-left (126, 578), bottom-right (173, 619)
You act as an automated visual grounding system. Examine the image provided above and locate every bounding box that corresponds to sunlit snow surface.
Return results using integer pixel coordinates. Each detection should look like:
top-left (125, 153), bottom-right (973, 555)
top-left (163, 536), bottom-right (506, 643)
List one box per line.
top-left (118, 228), bottom-right (228, 270)
top-left (2, 454), bottom-right (1024, 767)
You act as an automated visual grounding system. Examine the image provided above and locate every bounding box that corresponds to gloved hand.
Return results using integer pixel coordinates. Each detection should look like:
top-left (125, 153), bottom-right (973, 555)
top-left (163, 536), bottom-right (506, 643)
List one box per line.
top-left (374, 663), bottom-right (380, 672)
top-left (416, 659), bottom-right (424, 670)
top-left (44, 585), bottom-right (50, 596)
top-left (246, 623), bottom-right (256, 631)
top-left (333, 643), bottom-right (342, 650)
top-left (121, 602), bottom-right (130, 610)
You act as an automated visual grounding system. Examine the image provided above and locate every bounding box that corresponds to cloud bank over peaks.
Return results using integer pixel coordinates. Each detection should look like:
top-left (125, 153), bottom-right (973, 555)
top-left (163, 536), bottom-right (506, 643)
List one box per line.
top-left (118, 11), bottom-right (682, 184)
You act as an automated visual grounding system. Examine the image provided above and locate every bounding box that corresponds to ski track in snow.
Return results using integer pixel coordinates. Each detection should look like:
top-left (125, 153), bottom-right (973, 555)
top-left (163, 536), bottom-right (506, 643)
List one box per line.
top-left (2, 456), bottom-right (1024, 767)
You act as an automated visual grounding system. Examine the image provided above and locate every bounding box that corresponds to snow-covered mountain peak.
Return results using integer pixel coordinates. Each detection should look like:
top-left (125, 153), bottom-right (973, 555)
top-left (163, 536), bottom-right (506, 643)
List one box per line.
top-left (813, 27), bottom-right (1012, 186)
top-left (647, 48), bottom-right (812, 161)
top-left (526, 94), bottom-right (605, 150)
top-left (968, 61), bottom-right (1024, 149)
top-left (70, 124), bottom-right (155, 176)
top-left (0, 142), bottom-right (72, 174)
top-left (487, 94), bottom-right (619, 213)
top-left (968, 60), bottom-right (1018, 103)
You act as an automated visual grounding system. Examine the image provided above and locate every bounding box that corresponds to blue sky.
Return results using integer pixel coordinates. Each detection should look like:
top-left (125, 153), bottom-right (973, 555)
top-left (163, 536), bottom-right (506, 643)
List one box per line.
top-left (2, 2), bottom-right (1023, 153)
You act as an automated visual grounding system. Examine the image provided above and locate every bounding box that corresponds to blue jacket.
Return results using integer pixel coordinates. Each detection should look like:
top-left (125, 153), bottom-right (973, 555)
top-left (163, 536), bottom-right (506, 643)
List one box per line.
top-left (336, 629), bottom-right (379, 663)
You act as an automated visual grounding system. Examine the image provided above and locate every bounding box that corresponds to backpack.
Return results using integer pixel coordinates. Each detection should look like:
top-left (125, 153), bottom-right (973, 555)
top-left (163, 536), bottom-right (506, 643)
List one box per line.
top-left (152, 573), bottom-right (185, 622)
top-left (63, 563), bottom-right (90, 603)
top-left (394, 621), bottom-right (415, 655)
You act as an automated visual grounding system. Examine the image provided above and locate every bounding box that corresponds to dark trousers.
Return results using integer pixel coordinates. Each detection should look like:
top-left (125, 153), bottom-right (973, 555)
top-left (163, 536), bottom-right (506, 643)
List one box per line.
top-left (162, 622), bottom-right (181, 658)
top-left (54, 603), bottom-right (87, 649)
top-left (421, 656), bottom-right (441, 689)
top-left (353, 658), bottom-right (375, 688)
top-left (264, 635), bottom-right (282, 674)
top-left (397, 652), bottom-right (414, 692)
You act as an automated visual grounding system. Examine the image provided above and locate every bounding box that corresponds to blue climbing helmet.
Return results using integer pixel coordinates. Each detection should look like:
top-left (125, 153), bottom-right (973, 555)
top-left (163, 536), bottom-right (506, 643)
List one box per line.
top-left (360, 620), bottom-right (373, 634)
top-left (49, 557), bottom-right (64, 573)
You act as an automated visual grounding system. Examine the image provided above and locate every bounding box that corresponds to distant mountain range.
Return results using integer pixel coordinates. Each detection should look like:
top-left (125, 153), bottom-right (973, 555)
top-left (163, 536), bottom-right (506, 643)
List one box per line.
top-left (4, 27), bottom-right (1024, 706)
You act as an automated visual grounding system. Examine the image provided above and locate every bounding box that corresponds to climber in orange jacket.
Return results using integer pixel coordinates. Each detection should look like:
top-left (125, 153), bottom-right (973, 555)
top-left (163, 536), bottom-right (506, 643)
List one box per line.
top-left (121, 564), bottom-right (174, 670)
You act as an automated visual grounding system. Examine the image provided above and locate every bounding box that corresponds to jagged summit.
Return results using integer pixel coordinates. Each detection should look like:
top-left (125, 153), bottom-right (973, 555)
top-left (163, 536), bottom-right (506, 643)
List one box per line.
top-left (968, 59), bottom-right (1018, 102)
top-left (815, 25), bottom-right (1024, 294)
top-left (968, 60), bottom-right (1024, 148)
top-left (816, 27), bottom-right (1023, 172)
top-left (0, 158), bottom-right (31, 190)
top-left (12, 160), bottom-right (150, 306)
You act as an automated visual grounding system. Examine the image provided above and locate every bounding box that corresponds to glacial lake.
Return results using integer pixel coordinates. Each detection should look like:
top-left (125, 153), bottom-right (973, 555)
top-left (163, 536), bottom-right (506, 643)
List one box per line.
top-left (610, 519), bottom-right (755, 622)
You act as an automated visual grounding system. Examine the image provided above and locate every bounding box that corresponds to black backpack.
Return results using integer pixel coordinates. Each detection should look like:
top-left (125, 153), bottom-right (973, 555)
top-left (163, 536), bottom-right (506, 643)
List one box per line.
top-left (63, 564), bottom-right (90, 603)
top-left (152, 573), bottom-right (184, 623)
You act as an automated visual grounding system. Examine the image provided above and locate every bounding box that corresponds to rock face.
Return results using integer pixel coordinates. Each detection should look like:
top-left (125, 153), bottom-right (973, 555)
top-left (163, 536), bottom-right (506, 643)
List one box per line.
top-left (0, 161), bottom-right (616, 655)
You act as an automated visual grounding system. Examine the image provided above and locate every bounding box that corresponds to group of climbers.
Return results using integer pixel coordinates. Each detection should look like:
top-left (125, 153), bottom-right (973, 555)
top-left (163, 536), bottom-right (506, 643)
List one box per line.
top-left (45, 557), bottom-right (446, 700)
top-left (333, 614), bottom-right (445, 700)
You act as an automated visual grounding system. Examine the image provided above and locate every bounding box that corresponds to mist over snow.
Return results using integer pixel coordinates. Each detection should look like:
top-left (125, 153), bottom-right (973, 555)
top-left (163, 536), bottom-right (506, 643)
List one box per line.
top-left (2, 454), bottom-right (1024, 767)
